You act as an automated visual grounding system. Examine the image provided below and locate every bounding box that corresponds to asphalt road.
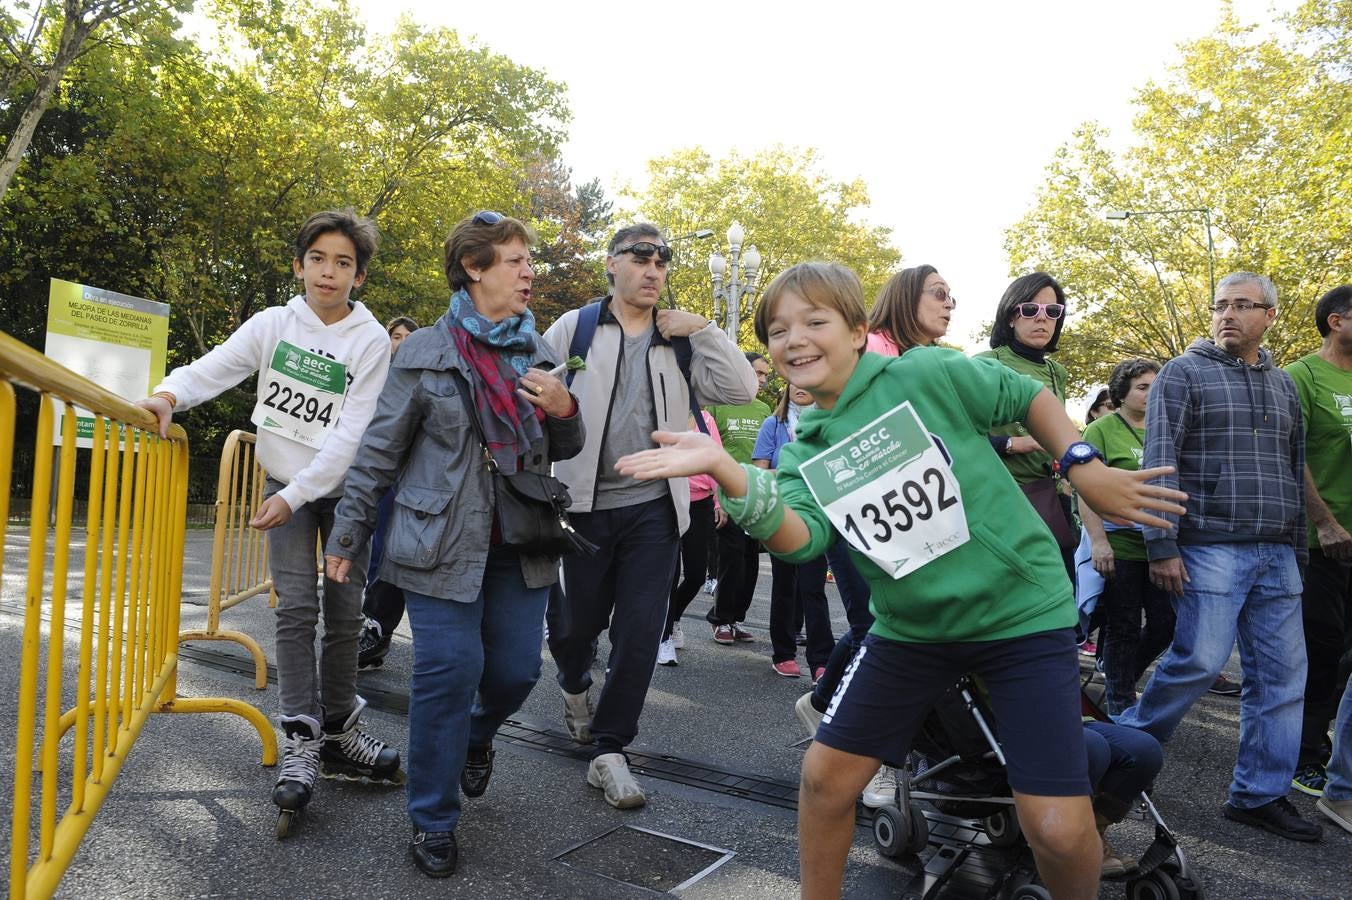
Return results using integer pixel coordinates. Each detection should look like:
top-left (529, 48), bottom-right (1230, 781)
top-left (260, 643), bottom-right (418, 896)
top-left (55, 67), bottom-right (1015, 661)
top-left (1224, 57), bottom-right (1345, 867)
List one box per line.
top-left (2, 528), bottom-right (1349, 898)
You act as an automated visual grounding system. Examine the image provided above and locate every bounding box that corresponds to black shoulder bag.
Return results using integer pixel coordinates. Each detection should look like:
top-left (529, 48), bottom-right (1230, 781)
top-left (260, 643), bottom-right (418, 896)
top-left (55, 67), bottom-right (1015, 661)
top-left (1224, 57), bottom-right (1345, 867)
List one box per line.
top-left (453, 372), bottom-right (598, 558)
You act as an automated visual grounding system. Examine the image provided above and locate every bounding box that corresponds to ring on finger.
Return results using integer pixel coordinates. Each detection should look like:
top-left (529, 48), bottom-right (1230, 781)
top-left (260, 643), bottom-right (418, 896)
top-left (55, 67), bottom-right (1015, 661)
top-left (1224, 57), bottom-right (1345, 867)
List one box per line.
top-left (531, 383), bottom-right (544, 395)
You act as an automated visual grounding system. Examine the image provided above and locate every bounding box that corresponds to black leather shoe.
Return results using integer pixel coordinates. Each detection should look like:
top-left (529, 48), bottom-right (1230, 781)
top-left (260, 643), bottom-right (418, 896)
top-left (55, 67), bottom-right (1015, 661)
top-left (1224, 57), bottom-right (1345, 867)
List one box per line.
top-left (1223, 798), bottom-right (1323, 842)
top-left (460, 746), bottom-right (495, 798)
top-left (410, 831), bottom-right (458, 877)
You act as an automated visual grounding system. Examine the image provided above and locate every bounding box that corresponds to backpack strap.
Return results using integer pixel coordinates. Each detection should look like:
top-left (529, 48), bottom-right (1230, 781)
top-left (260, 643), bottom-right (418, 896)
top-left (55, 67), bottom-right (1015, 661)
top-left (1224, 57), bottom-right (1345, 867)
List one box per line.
top-left (565, 300), bottom-right (604, 389)
top-left (672, 335), bottom-right (710, 435)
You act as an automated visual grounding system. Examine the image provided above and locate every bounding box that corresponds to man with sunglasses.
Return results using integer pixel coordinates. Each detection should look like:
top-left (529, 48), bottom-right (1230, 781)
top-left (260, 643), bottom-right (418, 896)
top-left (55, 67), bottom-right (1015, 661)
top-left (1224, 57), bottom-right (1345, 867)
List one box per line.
top-left (1116, 272), bottom-right (1322, 842)
top-left (541, 223), bottom-right (758, 809)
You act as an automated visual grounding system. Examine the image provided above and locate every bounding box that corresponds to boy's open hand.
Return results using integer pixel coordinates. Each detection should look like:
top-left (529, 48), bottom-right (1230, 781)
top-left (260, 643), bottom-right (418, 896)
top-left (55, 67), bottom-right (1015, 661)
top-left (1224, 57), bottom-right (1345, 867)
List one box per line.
top-left (249, 494), bottom-right (293, 531)
top-left (1070, 464), bottom-right (1187, 531)
top-left (616, 430), bottom-right (730, 481)
top-left (135, 395), bottom-right (174, 439)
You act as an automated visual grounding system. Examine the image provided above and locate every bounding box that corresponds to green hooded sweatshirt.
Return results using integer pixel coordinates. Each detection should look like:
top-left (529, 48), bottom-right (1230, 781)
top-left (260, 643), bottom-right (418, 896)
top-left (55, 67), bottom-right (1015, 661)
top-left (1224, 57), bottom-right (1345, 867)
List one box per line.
top-left (775, 348), bottom-right (1075, 643)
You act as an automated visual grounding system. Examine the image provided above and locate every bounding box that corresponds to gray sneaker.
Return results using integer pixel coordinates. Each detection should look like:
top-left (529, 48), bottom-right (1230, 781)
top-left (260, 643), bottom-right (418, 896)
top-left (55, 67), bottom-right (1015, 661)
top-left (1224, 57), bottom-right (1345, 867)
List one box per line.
top-left (794, 692), bottom-right (823, 738)
top-left (1317, 796), bottom-right (1352, 835)
top-left (587, 753), bottom-right (646, 809)
top-left (562, 687), bottom-right (594, 744)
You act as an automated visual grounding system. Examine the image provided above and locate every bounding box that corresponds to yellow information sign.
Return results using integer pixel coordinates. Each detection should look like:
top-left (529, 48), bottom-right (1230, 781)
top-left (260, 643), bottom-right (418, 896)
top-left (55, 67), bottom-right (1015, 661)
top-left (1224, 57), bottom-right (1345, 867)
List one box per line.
top-left (43, 278), bottom-right (169, 445)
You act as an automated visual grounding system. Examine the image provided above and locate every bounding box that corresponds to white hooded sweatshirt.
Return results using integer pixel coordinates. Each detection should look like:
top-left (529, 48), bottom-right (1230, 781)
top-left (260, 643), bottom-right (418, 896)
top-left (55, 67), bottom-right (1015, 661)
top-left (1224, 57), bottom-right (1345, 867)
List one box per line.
top-left (155, 296), bottom-right (391, 511)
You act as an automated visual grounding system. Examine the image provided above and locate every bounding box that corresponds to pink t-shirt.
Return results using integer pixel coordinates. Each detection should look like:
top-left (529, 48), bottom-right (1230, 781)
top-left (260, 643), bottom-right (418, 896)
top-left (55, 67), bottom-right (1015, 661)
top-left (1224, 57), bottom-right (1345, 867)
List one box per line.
top-left (689, 411), bottom-right (723, 502)
top-left (866, 331), bottom-right (901, 357)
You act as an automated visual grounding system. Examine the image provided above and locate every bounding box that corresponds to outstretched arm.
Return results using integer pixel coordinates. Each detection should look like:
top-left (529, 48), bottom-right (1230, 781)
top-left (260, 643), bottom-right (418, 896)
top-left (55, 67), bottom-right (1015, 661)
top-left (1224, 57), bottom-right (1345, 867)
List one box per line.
top-left (1022, 390), bottom-right (1187, 530)
top-left (615, 430), bottom-right (812, 554)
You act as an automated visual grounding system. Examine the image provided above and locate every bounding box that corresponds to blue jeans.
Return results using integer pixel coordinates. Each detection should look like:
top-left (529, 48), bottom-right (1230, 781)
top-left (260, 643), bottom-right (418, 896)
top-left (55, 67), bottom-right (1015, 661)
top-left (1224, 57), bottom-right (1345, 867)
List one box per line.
top-left (1083, 720), bottom-right (1164, 816)
top-left (403, 547), bottom-right (548, 833)
top-left (1115, 542), bottom-right (1306, 808)
top-left (1326, 675), bottom-right (1352, 802)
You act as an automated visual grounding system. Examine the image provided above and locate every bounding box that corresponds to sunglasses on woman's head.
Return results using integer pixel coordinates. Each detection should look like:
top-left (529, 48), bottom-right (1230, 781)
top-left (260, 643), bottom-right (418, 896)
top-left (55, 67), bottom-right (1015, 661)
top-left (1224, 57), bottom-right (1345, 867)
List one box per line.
top-left (614, 241), bottom-right (673, 263)
top-left (1016, 302), bottom-right (1065, 320)
top-left (472, 210), bottom-right (504, 226)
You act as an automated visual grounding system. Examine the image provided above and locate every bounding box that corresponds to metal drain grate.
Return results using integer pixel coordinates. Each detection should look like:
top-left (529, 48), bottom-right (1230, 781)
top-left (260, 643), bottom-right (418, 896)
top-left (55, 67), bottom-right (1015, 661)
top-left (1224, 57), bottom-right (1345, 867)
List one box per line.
top-left (554, 825), bottom-right (734, 894)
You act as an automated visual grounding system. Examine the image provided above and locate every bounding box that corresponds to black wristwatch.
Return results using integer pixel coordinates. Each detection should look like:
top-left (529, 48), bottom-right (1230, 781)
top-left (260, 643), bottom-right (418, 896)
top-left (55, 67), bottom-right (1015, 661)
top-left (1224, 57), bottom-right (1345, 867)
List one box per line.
top-left (1058, 440), bottom-right (1105, 473)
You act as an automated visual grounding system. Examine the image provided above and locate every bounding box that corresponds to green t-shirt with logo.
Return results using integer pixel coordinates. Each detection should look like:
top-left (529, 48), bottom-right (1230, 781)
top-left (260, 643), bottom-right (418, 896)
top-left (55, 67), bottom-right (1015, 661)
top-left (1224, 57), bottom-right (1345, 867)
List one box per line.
top-left (709, 400), bottom-right (773, 466)
top-left (1082, 414), bottom-right (1148, 561)
top-left (1285, 353), bottom-right (1352, 546)
top-left (974, 345), bottom-right (1070, 485)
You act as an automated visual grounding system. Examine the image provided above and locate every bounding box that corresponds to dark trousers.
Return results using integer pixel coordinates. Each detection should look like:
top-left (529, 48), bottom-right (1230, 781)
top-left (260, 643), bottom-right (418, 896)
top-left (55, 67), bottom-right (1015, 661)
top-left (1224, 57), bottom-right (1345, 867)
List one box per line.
top-left (812, 537), bottom-right (875, 708)
top-left (666, 496), bottom-right (714, 639)
top-left (769, 554), bottom-right (834, 668)
top-left (1083, 720), bottom-right (1164, 818)
top-left (361, 488), bottom-right (405, 636)
top-left (1300, 548), bottom-right (1352, 767)
top-left (547, 497), bottom-right (678, 758)
top-left (1101, 558), bottom-right (1177, 715)
top-left (707, 520), bottom-right (760, 626)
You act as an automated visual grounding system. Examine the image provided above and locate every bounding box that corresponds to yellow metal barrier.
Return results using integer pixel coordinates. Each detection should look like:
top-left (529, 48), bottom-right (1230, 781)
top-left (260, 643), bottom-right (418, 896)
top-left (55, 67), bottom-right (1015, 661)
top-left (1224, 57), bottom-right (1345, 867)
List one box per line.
top-left (1, 330), bottom-right (277, 900)
top-left (178, 429), bottom-right (274, 689)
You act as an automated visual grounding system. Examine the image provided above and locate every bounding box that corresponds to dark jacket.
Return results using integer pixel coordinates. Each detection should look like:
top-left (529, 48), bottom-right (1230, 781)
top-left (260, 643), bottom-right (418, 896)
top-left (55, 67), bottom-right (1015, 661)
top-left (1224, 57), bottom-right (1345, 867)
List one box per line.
top-left (1142, 339), bottom-right (1306, 564)
top-left (326, 316), bottom-right (585, 600)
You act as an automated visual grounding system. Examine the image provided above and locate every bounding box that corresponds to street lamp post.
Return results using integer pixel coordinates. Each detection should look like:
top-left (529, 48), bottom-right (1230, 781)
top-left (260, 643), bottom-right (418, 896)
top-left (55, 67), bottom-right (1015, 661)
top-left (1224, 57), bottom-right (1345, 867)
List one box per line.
top-left (1104, 207), bottom-right (1216, 297)
top-left (707, 221), bottom-right (762, 341)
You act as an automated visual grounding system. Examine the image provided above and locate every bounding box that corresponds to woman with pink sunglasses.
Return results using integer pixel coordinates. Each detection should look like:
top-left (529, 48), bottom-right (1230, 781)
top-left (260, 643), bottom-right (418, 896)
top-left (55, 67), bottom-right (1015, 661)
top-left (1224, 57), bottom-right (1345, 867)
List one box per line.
top-left (977, 273), bottom-right (1079, 577)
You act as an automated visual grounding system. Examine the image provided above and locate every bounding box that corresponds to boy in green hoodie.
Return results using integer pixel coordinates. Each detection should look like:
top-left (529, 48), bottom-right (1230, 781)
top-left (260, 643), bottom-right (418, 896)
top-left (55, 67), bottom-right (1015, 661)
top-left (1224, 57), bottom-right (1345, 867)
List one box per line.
top-left (615, 262), bottom-right (1187, 899)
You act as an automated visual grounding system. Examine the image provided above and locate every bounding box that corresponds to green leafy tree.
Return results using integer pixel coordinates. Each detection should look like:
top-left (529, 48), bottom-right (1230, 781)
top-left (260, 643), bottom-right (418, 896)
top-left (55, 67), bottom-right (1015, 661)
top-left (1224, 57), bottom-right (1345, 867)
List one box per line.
top-left (0, 0), bottom-right (189, 200)
top-left (1006, 4), bottom-right (1352, 390)
top-left (622, 146), bottom-right (901, 348)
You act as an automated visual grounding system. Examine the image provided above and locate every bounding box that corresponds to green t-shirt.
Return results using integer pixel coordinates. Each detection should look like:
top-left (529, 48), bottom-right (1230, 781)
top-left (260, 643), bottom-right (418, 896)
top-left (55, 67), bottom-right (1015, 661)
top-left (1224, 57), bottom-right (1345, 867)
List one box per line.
top-left (1082, 414), bottom-right (1148, 561)
top-left (776, 349), bottom-right (1075, 644)
top-left (709, 400), bottom-right (772, 465)
top-left (975, 345), bottom-right (1070, 485)
top-left (1285, 354), bottom-right (1352, 546)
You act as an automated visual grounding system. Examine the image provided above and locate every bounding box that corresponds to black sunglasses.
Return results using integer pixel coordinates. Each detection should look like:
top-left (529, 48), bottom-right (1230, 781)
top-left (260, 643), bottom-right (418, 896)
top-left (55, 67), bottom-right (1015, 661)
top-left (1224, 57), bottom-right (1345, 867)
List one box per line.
top-left (472, 210), bottom-right (504, 226)
top-left (614, 241), bottom-right (672, 263)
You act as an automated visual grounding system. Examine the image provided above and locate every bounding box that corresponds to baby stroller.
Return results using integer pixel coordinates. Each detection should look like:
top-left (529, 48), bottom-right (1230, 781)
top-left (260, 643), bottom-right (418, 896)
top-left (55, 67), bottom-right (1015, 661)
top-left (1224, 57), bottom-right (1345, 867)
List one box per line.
top-left (870, 675), bottom-right (1204, 900)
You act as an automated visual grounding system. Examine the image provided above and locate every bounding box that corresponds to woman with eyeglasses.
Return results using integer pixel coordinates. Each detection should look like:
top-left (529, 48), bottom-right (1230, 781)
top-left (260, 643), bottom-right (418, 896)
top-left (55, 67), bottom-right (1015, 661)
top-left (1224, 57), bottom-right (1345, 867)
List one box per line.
top-left (978, 273), bottom-right (1080, 577)
top-left (866, 264), bottom-right (955, 357)
top-left (324, 210), bottom-right (584, 878)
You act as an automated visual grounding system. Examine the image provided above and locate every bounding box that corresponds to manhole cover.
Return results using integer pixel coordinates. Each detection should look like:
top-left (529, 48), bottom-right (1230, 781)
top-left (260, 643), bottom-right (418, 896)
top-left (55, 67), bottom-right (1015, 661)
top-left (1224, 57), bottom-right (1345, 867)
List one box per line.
top-left (554, 825), bottom-right (734, 893)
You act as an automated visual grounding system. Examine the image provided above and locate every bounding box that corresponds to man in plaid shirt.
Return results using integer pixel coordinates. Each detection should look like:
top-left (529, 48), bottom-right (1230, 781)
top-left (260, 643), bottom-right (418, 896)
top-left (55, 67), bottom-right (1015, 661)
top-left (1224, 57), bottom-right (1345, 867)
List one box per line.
top-left (1116, 271), bottom-right (1322, 842)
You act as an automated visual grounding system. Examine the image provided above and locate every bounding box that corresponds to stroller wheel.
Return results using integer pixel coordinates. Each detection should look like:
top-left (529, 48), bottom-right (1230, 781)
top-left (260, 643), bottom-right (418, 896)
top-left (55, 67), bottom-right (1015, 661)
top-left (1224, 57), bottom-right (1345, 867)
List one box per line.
top-left (984, 807), bottom-right (1022, 847)
top-left (1009, 885), bottom-right (1051, 900)
top-left (1157, 861), bottom-right (1206, 900)
top-left (873, 805), bottom-right (915, 859)
top-left (1127, 869), bottom-right (1182, 900)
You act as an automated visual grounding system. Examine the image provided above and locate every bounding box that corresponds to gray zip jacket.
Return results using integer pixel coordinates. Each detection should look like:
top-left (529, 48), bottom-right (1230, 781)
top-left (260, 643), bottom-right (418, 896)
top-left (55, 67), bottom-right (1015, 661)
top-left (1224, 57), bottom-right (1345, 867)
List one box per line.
top-left (1143, 338), bottom-right (1306, 564)
top-left (326, 316), bottom-right (585, 601)
top-left (541, 297), bottom-right (758, 534)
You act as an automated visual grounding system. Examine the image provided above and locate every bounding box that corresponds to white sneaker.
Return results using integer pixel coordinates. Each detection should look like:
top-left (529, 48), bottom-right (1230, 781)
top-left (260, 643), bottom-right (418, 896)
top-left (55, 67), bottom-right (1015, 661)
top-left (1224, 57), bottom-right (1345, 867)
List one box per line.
top-left (671, 621), bottom-right (686, 650)
top-left (704, 578), bottom-right (717, 595)
top-left (861, 765), bottom-right (898, 809)
top-left (657, 638), bottom-right (678, 667)
top-left (561, 687), bottom-right (594, 744)
top-left (794, 692), bottom-right (823, 739)
top-left (587, 753), bottom-right (646, 809)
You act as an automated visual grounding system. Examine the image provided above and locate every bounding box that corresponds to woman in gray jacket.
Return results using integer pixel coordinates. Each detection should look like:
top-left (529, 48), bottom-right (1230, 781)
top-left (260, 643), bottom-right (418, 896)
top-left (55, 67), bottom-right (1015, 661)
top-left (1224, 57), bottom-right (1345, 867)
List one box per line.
top-left (325, 211), bottom-right (583, 878)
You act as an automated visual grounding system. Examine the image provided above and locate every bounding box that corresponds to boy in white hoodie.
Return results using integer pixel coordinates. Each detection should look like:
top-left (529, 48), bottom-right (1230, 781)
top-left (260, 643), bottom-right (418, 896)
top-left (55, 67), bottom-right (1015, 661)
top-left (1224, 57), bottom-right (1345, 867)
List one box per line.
top-left (138, 210), bottom-right (401, 832)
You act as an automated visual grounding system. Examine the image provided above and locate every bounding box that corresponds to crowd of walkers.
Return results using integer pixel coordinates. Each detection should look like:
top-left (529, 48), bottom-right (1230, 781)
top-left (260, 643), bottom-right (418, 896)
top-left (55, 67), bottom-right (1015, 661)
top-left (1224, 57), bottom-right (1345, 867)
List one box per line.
top-left (137, 208), bottom-right (1352, 897)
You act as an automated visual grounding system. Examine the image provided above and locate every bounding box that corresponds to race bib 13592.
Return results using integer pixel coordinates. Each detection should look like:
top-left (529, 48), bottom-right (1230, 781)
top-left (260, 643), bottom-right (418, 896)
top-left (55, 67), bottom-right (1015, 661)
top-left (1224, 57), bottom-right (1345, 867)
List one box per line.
top-left (799, 402), bottom-right (968, 579)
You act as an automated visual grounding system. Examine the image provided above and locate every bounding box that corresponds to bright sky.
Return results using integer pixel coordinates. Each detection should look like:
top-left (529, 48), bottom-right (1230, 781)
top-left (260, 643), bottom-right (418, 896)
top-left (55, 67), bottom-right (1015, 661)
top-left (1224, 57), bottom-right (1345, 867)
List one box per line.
top-left (357, 0), bottom-right (1294, 356)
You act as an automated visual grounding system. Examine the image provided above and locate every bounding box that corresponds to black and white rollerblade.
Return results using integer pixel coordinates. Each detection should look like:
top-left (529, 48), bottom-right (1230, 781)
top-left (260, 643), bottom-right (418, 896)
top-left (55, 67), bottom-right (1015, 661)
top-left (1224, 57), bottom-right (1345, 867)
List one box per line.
top-left (273, 714), bottom-right (322, 839)
top-left (320, 695), bottom-right (404, 784)
top-left (357, 619), bottom-right (391, 670)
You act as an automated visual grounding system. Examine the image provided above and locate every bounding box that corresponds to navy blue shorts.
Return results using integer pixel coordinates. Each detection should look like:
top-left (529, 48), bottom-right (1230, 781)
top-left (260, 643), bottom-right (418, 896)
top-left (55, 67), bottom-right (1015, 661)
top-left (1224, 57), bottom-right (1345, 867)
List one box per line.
top-left (816, 627), bottom-right (1090, 797)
